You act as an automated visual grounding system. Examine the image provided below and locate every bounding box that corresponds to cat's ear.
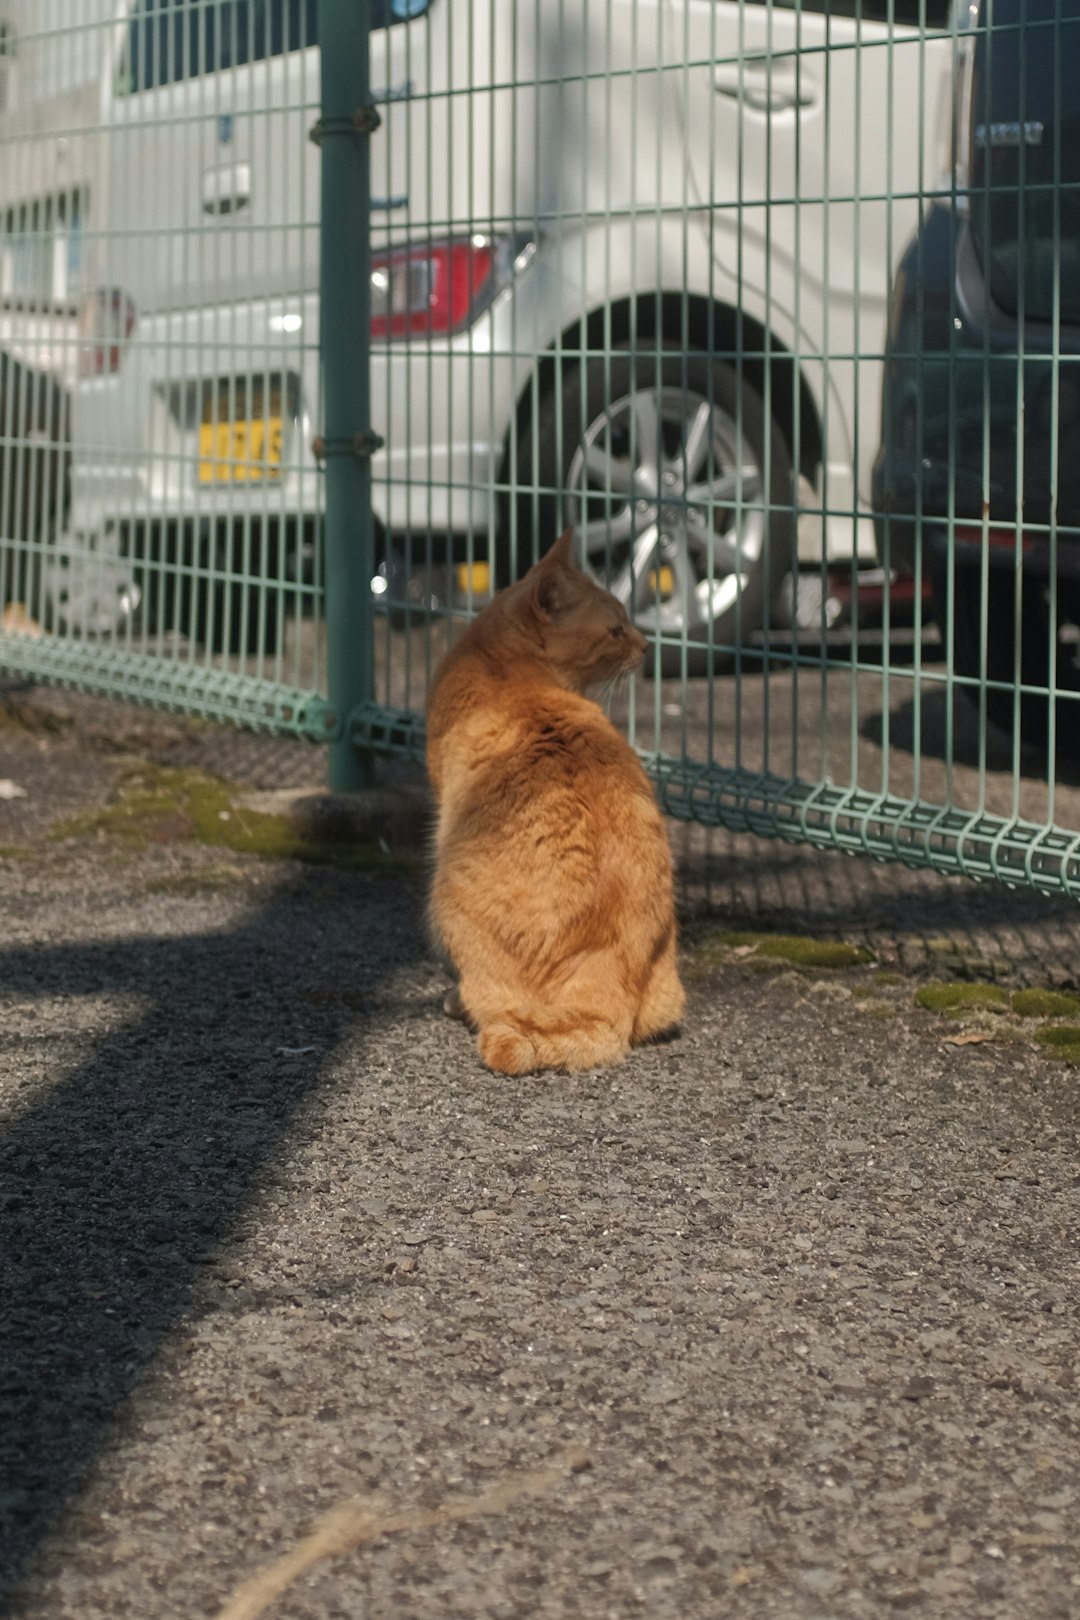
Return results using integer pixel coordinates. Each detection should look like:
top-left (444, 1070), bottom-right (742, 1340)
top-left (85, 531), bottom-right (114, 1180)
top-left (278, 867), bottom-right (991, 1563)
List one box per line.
top-left (531, 526), bottom-right (578, 618)
top-left (541, 526), bottom-right (577, 571)
top-left (534, 566), bottom-right (572, 620)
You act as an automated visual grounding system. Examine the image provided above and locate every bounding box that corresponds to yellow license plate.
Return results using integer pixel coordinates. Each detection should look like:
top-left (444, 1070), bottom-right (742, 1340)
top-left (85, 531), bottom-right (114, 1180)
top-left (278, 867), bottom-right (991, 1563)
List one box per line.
top-left (198, 415), bottom-right (284, 483)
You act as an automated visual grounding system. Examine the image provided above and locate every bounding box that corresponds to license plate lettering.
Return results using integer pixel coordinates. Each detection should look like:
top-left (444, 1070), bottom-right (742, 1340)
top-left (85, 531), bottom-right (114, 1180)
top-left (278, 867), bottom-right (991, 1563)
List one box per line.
top-left (198, 414), bottom-right (284, 483)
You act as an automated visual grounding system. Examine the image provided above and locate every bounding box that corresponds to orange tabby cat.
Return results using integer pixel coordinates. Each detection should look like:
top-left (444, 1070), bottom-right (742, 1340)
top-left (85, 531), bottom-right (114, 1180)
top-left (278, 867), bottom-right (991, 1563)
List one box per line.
top-left (426, 528), bottom-right (685, 1075)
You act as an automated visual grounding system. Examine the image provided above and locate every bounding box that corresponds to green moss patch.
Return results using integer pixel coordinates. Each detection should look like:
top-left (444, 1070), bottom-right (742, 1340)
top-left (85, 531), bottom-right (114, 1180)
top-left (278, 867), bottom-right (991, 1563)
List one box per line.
top-left (693, 929), bottom-right (872, 971)
top-left (914, 981), bottom-right (1010, 1015)
top-left (50, 763), bottom-right (410, 872)
top-left (1034, 1024), bottom-right (1080, 1063)
top-left (1011, 988), bottom-right (1080, 1020)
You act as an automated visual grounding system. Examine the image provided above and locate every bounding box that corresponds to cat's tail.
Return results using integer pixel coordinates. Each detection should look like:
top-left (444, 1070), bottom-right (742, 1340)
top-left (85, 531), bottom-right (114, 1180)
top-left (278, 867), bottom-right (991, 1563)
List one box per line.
top-left (476, 1007), bottom-right (631, 1076)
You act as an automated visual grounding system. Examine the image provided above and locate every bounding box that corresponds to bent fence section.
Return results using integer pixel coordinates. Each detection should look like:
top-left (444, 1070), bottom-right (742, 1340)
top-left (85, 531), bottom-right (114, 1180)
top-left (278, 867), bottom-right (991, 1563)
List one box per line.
top-left (2, 0), bottom-right (1078, 901)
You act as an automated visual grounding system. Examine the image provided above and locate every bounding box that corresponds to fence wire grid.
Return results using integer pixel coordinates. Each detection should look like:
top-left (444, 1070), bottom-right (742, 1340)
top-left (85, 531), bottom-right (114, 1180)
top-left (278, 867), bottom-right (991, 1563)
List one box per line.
top-left (1, 0), bottom-right (1078, 897)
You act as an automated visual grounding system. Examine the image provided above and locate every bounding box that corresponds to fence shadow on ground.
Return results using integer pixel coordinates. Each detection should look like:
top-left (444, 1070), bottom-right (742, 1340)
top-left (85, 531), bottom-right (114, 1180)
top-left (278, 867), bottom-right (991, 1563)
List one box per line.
top-left (672, 822), bottom-right (1080, 986)
top-left (0, 871), bottom-right (426, 1603)
top-left (860, 688), bottom-right (1080, 788)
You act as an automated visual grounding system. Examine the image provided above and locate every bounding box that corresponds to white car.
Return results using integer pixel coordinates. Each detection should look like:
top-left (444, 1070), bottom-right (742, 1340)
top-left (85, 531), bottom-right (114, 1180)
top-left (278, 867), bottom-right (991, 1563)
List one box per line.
top-left (68, 0), bottom-right (953, 655)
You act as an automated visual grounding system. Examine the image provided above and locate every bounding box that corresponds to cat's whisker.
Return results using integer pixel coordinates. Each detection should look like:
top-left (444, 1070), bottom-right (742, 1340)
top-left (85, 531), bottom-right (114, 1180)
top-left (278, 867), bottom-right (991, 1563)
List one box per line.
top-left (598, 674), bottom-right (624, 711)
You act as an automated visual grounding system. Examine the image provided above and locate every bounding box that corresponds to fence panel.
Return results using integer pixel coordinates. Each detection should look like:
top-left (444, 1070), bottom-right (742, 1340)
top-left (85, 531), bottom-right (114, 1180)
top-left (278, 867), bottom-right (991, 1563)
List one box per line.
top-left (356, 0), bottom-right (1080, 899)
top-left (0, 0), bottom-right (332, 739)
top-left (2, 0), bottom-right (1079, 902)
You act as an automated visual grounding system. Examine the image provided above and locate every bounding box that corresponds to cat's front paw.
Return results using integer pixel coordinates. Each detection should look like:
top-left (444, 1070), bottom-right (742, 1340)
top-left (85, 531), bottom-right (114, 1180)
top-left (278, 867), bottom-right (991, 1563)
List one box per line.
top-left (477, 1022), bottom-right (540, 1075)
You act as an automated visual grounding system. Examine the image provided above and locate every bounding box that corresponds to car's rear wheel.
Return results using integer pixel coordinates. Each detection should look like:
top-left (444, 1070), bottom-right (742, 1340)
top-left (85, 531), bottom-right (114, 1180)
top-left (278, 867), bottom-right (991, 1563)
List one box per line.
top-left (503, 344), bottom-right (792, 668)
top-left (931, 561), bottom-right (1080, 753)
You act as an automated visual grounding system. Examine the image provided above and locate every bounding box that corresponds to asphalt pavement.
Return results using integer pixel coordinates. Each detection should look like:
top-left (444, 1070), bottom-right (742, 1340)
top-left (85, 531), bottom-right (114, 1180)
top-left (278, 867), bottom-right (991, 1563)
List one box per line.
top-left (1, 677), bottom-right (1079, 1620)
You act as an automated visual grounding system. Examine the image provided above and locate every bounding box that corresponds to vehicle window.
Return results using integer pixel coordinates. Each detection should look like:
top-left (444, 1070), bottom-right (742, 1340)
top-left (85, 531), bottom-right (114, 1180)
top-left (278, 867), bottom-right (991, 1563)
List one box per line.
top-left (746, 0), bottom-right (952, 28)
top-left (118, 0), bottom-right (318, 95)
top-left (970, 0), bottom-right (1080, 326)
top-left (0, 189), bottom-right (86, 310)
top-left (117, 0), bottom-right (431, 95)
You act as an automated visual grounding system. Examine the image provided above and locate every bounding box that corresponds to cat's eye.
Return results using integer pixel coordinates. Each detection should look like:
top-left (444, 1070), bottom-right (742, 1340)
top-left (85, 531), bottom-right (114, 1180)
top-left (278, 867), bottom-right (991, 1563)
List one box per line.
top-left (609, 623), bottom-right (624, 638)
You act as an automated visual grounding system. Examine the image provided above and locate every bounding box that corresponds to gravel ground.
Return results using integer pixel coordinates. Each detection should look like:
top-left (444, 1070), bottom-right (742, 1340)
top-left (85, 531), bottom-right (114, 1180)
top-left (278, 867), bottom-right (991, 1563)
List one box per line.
top-left (1, 679), bottom-right (1079, 1620)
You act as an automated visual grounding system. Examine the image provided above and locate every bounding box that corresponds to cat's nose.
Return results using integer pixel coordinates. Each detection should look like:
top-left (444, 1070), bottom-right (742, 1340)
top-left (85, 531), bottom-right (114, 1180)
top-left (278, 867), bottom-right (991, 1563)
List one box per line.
top-left (629, 626), bottom-right (649, 658)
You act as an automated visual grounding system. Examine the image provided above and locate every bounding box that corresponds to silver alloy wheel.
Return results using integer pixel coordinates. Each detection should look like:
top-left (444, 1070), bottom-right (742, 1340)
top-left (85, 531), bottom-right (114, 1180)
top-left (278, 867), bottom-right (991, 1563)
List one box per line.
top-left (564, 385), bottom-right (764, 637)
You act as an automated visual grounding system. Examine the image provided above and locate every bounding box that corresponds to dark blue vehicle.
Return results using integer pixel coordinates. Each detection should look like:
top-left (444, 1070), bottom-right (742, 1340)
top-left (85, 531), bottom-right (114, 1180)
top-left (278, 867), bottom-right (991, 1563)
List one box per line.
top-left (873, 0), bottom-right (1080, 749)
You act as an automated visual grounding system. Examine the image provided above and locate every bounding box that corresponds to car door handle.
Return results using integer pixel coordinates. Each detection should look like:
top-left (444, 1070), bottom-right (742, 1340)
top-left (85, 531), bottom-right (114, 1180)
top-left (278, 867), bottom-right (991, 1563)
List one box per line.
top-left (202, 161), bottom-right (251, 216)
top-left (713, 66), bottom-right (814, 114)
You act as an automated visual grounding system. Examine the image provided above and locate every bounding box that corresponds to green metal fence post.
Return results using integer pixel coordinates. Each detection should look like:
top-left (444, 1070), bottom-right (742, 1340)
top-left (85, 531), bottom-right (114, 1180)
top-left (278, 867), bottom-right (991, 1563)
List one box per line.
top-left (317, 0), bottom-right (379, 791)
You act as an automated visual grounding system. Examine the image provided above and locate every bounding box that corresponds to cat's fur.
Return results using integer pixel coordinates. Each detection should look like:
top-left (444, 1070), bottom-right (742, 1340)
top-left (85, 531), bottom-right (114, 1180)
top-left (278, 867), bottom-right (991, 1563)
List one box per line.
top-left (426, 528), bottom-right (685, 1075)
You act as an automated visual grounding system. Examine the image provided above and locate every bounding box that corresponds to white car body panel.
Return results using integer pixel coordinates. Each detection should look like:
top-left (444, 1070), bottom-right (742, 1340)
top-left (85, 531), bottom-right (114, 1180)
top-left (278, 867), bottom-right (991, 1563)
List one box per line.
top-left (66, 0), bottom-right (953, 573)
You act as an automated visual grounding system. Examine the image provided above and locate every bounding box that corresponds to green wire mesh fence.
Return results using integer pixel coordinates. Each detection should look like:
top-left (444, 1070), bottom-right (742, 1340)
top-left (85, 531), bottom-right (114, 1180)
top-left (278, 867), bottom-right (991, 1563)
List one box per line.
top-left (1, 0), bottom-right (1079, 897)
top-left (0, 0), bottom-right (330, 737)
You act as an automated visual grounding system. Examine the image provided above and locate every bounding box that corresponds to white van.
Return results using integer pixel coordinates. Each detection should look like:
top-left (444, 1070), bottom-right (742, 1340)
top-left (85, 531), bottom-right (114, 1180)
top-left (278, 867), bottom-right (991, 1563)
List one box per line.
top-left (68, 0), bottom-right (953, 655)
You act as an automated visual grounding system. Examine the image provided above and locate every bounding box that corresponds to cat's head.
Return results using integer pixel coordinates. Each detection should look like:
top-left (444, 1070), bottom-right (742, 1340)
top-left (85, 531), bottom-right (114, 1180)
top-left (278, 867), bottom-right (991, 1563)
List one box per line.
top-left (523, 527), bottom-right (649, 690)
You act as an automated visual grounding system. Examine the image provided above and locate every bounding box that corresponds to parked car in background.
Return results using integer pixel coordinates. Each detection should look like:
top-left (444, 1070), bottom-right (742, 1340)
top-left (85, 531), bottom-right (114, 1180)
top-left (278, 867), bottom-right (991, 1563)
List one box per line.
top-left (874, 0), bottom-right (1080, 748)
top-left (65, 0), bottom-right (952, 658)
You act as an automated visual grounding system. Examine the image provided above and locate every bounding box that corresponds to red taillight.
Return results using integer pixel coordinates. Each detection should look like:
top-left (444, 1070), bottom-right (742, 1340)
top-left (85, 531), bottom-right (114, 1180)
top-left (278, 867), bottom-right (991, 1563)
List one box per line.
top-left (953, 524), bottom-right (1036, 554)
top-left (369, 239), bottom-right (495, 340)
top-left (77, 288), bottom-right (138, 377)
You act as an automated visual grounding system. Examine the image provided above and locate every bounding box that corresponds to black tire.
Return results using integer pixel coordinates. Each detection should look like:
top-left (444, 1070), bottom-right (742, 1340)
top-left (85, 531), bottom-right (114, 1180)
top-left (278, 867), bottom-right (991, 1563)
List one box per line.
top-left (501, 342), bottom-right (793, 667)
top-left (194, 526), bottom-right (282, 657)
top-left (930, 561), bottom-right (1080, 754)
top-left (0, 541), bottom-right (39, 623)
top-left (164, 574), bottom-right (280, 657)
top-left (220, 582), bottom-right (282, 658)
top-left (126, 520), bottom-right (280, 656)
top-left (0, 350), bottom-right (70, 608)
top-left (0, 355), bottom-right (69, 631)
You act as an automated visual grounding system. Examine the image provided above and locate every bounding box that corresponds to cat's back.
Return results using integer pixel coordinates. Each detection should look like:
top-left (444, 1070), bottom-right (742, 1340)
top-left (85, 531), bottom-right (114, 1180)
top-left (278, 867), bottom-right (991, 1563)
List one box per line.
top-left (503, 683), bottom-right (642, 787)
top-left (443, 677), bottom-right (660, 857)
